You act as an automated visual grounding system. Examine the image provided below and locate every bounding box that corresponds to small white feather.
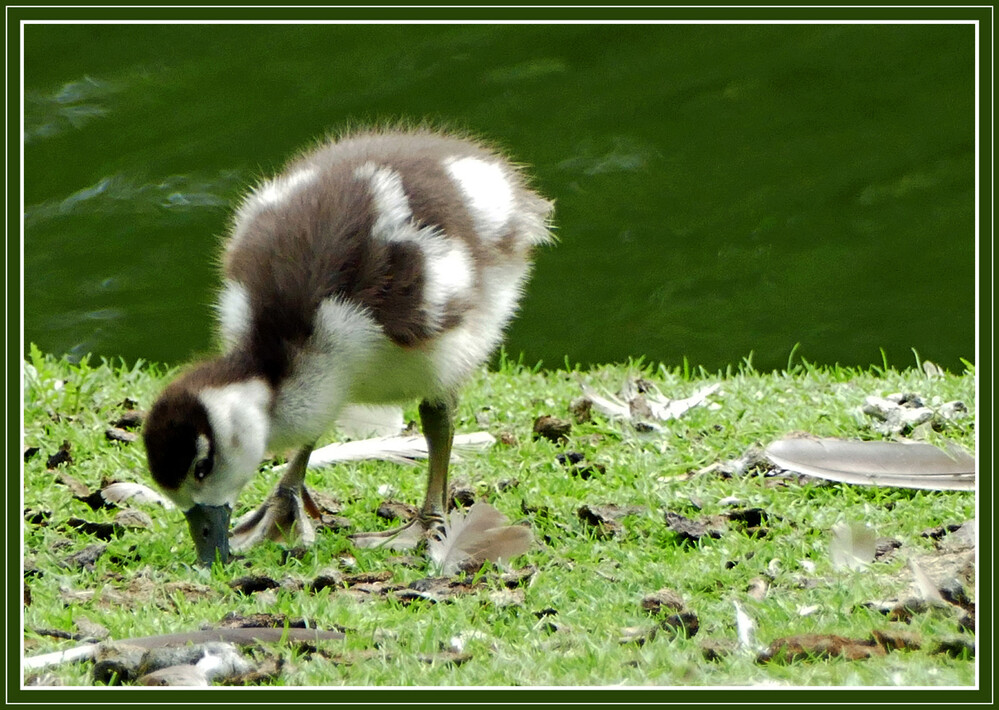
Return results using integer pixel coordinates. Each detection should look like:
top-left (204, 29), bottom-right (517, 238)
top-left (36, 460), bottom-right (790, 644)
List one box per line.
top-left (646, 383), bottom-right (721, 421)
top-left (909, 558), bottom-right (948, 606)
top-left (578, 383), bottom-right (631, 419)
top-left (579, 380), bottom-right (719, 423)
top-left (829, 520), bottom-right (877, 572)
top-left (733, 600), bottom-right (757, 650)
top-left (101, 481), bottom-right (175, 509)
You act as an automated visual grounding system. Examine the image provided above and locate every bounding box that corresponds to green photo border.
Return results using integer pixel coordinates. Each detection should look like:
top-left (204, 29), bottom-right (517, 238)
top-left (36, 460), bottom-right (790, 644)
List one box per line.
top-left (7, 3), bottom-right (992, 705)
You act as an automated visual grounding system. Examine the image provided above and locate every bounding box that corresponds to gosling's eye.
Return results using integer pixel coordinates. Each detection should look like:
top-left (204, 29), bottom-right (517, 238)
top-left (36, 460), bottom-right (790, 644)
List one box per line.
top-left (193, 457), bottom-right (213, 481)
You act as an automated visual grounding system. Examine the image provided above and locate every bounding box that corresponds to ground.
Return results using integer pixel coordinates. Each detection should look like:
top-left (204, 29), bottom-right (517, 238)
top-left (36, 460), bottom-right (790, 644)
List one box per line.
top-left (21, 348), bottom-right (977, 689)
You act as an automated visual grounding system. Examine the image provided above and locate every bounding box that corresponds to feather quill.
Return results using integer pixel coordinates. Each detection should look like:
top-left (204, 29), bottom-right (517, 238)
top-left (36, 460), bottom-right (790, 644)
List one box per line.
top-left (578, 383), bottom-right (631, 420)
top-left (764, 437), bottom-right (975, 491)
top-left (427, 502), bottom-right (532, 576)
top-left (24, 627), bottom-right (345, 672)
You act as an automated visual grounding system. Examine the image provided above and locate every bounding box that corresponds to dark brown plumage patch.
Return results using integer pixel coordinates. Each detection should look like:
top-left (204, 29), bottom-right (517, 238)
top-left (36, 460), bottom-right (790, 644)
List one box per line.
top-left (143, 385), bottom-right (213, 492)
top-left (360, 240), bottom-right (433, 347)
top-left (218, 128), bottom-right (549, 381)
top-left (392, 155), bottom-right (485, 253)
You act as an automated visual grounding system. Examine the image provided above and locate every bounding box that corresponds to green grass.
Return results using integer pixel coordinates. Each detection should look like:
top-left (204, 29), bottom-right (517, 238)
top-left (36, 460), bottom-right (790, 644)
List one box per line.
top-left (21, 346), bottom-right (976, 687)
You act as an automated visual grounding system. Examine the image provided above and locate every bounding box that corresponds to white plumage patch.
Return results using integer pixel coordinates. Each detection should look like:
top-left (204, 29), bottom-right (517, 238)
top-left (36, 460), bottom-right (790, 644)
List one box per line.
top-left (230, 168), bottom-right (320, 246)
top-left (216, 280), bottom-right (251, 349)
top-left (427, 259), bottom-right (531, 392)
top-left (421, 236), bottom-right (474, 319)
top-left (312, 296), bottom-right (383, 358)
top-left (196, 379), bottom-right (272, 507)
top-left (354, 162), bottom-right (412, 239)
top-left (254, 167), bottom-right (318, 209)
top-left (444, 156), bottom-right (515, 240)
top-left (268, 297), bottom-right (384, 448)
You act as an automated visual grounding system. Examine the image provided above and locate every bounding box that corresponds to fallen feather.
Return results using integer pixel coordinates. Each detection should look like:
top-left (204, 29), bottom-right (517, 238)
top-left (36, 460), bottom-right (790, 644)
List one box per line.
top-left (645, 383), bottom-right (721, 422)
top-left (138, 664), bottom-right (212, 687)
top-left (733, 600), bottom-right (757, 651)
top-left (764, 437), bottom-right (975, 491)
top-left (427, 502), bottom-right (532, 576)
top-left (302, 432), bottom-right (496, 469)
top-left (24, 627), bottom-right (345, 672)
top-left (862, 392), bottom-right (971, 436)
top-left (23, 643), bottom-right (98, 672)
top-left (579, 379), bottom-right (720, 426)
top-left (578, 383), bottom-right (631, 420)
top-left (334, 404), bottom-right (404, 439)
top-left (136, 642), bottom-right (253, 686)
top-left (830, 520), bottom-right (877, 572)
top-left (100, 481), bottom-right (174, 509)
top-left (909, 558), bottom-right (949, 607)
top-left (448, 630), bottom-right (491, 654)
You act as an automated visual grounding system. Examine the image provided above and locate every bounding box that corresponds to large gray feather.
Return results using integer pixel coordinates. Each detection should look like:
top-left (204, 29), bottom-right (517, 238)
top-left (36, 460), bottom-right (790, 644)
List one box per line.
top-left (764, 437), bottom-right (975, 491)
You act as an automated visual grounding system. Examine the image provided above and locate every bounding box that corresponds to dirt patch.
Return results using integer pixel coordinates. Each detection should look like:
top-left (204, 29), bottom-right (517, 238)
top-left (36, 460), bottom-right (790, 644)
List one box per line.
top-left (533, 415), bottom-right (572, 444)
top-left (758, 633), bottom-right (887, 663)
top-left (663, 510), bottom-right (726, 543)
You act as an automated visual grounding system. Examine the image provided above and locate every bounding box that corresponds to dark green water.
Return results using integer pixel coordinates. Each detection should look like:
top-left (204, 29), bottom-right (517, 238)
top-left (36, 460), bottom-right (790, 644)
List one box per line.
top-left (23, 23), bottom-right (976, 371)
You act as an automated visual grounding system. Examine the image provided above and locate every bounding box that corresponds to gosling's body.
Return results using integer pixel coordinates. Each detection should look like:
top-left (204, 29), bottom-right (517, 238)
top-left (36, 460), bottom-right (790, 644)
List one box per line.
top-left (143, 128), bottom-right (552, 564)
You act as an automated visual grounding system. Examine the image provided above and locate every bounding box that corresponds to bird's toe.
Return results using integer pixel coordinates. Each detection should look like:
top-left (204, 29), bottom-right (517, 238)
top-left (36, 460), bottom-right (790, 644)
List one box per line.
top-left (350, 518), bottom-right (429, 550)
top-left (230, 484), bottom-right (317, 551)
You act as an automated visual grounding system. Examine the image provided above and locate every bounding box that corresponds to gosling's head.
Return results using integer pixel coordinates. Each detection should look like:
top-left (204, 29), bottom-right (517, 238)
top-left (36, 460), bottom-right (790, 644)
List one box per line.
top-left (143, 372), bottom-right (271, 565)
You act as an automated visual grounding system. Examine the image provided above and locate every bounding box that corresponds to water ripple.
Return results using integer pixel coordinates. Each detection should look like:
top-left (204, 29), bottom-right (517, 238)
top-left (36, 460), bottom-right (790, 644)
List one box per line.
top-left (25, 171), bottom-right (240, 226)
top-left (558, 136), bottom-right (660, 176)
top-left (25, 76), bottom-right (117, 143)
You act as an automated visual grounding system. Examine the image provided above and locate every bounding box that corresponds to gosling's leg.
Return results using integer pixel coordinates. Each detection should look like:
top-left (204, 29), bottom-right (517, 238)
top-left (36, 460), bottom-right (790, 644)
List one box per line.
top-left (230, 444), bottom-right (321, 551)
top-left (416, 396), bottom-right (454, 532)
top-left (351, 395), bottom-right (456, 550)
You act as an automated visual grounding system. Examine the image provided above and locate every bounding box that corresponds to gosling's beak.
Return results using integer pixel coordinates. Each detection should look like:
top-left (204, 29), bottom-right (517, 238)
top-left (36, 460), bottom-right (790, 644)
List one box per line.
top-left (184, 503), bottom-right (232, 566)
